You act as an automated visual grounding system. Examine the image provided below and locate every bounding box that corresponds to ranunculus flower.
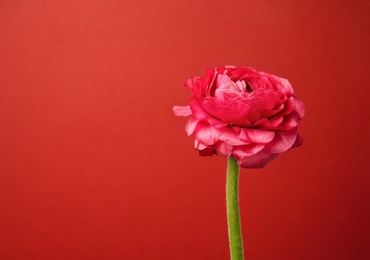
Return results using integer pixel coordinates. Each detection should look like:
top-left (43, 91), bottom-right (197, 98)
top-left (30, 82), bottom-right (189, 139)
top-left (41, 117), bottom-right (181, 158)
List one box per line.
top-left (173, 66), bottom-right (305, 168)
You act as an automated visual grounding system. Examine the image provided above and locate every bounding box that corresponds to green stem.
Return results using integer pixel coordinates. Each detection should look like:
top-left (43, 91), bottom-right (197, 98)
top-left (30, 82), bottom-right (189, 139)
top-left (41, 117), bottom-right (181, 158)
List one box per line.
top-left (226, 157), bottom-right (244, 260)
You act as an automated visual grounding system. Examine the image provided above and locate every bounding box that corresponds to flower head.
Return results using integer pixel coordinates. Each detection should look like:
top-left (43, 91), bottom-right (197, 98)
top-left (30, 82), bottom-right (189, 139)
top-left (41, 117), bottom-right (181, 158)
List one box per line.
top-left (174, 66), bottom-right (305, 168)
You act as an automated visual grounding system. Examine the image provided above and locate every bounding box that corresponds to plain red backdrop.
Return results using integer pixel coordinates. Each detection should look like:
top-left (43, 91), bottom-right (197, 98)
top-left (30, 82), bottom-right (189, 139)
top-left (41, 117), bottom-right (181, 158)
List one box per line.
top-left (0, 0), bottom-right (369, 259)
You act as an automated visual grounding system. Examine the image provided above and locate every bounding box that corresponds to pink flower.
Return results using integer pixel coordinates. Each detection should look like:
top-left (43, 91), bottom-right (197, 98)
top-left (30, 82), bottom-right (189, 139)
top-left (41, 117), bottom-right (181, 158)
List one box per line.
top-left (173, 66), bottom-right (305, 168)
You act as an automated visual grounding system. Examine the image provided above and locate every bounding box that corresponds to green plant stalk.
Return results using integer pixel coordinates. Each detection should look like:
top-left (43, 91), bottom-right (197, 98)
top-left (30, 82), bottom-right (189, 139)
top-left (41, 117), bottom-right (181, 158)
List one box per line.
top-left (226, 157), bottom-right (244, 260)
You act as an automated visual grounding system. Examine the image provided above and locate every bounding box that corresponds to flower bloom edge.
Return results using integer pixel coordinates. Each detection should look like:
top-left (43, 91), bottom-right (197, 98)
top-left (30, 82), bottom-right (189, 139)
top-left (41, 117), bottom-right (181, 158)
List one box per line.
top-left (174, 66), bottom-right (305, 168)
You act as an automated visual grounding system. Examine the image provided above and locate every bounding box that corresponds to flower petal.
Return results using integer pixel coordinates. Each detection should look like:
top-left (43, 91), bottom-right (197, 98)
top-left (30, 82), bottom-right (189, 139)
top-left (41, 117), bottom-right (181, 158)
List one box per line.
top-left (194, 139), bottom-right (207, 150)
top-left (185, 77), bottom-right (206, 97)
top-left (232, 143), bottom-right (265, 158)
top-left (194, 122), bottom-right (218, 146)
top-left (198, 146), bottom-right (217, 156)
top-left (173, 106), bottom-right (192, 117)
top-left (275, 112), bottom-right (300, 130)
top-left (189, 97), bottom-right (210, 120)
top-left (238, 150), bottom-right (278, 168)
top-left (264, 129), bottom-right (298, 154)
top-left (213, 126), bottom-right (249, 146)
top-left (239, 128), bottom-right (275, 143)
top-left (185, 117), bottom-right (199, 136)
top-left (294, 97), bottom-right (305, 119)
top-left (213, 141), bottom-right (233, 157)
top-left (175, 66), bottom-right (305, 168)
top-left (292, 134), bottom-right (303, 148)
top-left (215, 74), bottom-right (240, 93)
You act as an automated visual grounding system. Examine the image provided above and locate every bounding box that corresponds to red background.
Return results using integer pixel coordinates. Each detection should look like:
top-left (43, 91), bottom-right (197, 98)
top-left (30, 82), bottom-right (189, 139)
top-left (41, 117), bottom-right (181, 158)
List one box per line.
top-left (1, 0), bottom-right (369, 259)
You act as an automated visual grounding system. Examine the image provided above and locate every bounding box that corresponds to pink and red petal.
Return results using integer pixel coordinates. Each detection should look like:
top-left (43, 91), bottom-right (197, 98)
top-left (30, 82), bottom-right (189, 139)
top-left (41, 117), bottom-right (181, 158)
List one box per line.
top-left (173, 106), bottom-right (192, 117)
top-left (239, 128), bottom-right (275, 143)
top-left (185, 77), bottom-right (207, 98)
top-left (238, 150), bottom-right (278, 168)
top-left (294, 97), bottom-right (305, 119)
top-left (264, 129), bottom-right (298, 154)
top-left (213, 141), bottom-right (233, 157)
top-left (194, 122), bottom-right (218, 146)
top-left (185, 116), bottom-right (199, 136)
top-left (198, 146), bottom-right (217, 156)
top-left (232, 143), bottom-right (265, 158)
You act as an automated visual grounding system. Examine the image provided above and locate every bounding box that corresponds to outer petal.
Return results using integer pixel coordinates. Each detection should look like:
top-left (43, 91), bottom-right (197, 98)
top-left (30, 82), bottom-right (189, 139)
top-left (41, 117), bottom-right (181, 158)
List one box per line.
top-left (194, 139), bottom-right (207, 150)
top-left (193, 122), bottom-right (218, 146)
top-left (213, 126), bottom-right (249, 146)
top-left (185, 116), bottom-right (199, 136)
top-left (239, 128), bottom-right (275, 143)
top-left (274, 112), bottom-right (300, 130)
top-left (292, 134), bottom-right (303, 148)
top-left (189, 97), bottom-right (211, 120)
top-left (173, 106), bottom-right (192, 117)
top-left (268, 116), bottom-right (284, 128)
top-left (185, 77), bottom-right (207, 98)
top-left (264, 129), bottom-right (298, 154)
top-left (213, 127), bottom-right (275, 147)
top-left (232, 143), bottom-right (266, 158)
top-left (275, 97), bottom-right (295, 117)
top-left (294, 97), bottom-right (305, 119)
top-left (238, 150), bottom-right (278, 168)
top-left (213, 141), bottom-right (233, 157)
top-left (268, 74), bottom-right (294, 95)
top-left (227, 67), bottom-right (258, 82)
top-left (198, 146), bottom-right (217, 156)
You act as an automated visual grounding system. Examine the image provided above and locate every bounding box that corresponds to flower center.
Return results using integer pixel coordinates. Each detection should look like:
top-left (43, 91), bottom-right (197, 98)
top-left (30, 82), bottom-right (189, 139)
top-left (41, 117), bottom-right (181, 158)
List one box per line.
top-left (245, 81), bottom-right (253, 93)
